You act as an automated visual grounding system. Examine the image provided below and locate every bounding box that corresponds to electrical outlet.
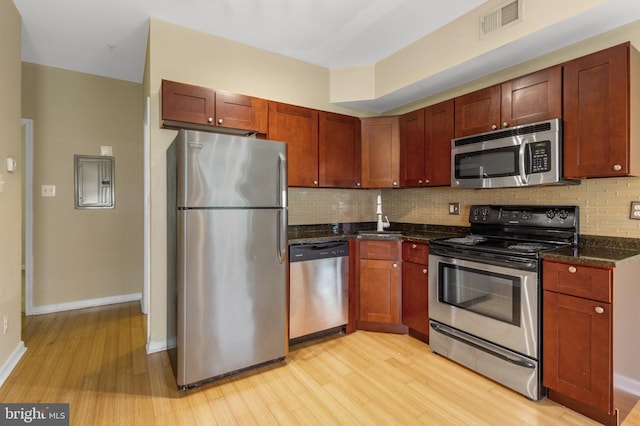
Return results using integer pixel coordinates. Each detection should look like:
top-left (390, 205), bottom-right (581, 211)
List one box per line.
top-left (630, 202), bottom-right (640, 220)
top-left (449, 202), bottom-right (460, 215)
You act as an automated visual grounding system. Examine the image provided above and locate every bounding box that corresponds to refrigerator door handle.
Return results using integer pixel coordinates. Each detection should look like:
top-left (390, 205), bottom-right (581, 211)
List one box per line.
top-left (277, 152), bottom-right (288, 264)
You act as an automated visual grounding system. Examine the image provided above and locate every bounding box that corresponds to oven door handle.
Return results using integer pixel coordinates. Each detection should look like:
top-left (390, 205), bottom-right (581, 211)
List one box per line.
top-left (430, 322), bottom-right (536, 369)
top-left (429, 249), bottom-right (537, 271)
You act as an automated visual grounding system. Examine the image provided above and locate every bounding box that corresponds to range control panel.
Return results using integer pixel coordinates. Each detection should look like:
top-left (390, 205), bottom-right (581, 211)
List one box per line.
top-left (469, 205), bottom-right (578, 229)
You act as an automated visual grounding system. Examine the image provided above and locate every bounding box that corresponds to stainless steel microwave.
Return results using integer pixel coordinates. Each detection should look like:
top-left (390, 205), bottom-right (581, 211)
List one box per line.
top-left (451, 119), bottom-right (577, 188)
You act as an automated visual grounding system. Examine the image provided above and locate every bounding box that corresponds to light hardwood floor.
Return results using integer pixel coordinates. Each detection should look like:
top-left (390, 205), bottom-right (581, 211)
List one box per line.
top-left (1, 301), bottom-right (639, 425)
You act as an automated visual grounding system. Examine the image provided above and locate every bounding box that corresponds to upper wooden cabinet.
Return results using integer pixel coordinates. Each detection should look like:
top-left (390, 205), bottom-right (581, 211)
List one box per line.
top-left (319, 112), bottom-right (362, 188)
top-left (268, 101), bottom-right (319, 187)
top-left (162, 80), bottom-right (268, 134)
top-left (563, 42), bottom-right (640, 178)
top-left (454, 85), bottom-right (501, 138)
top-left (361, 116), bottom-right (400, 188)
top-left (400, 100), bottom-right (454, 187)
top-left (214, 90), bottom-right (268, 134)
top-left (454, 66), bottom-right (562, 138)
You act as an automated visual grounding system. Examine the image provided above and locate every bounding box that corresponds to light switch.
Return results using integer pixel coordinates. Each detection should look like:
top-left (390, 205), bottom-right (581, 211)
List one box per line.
top-left (41, 185), bottom-right (56, 197)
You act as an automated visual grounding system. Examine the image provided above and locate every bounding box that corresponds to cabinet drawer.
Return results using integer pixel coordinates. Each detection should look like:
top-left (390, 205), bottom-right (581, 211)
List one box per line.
top-left (543, 261), bottom-right (612, 303)
top-left (402, 241), bottom-right (429, 264)
top-left (359, 240), bottom-right (401, 260)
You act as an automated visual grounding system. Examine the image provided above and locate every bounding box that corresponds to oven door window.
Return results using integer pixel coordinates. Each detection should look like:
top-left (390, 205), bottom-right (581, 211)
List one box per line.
top-left (438, 263), bottom-right (521, 326)
top-left (454, 145), bottom-right (519, 179)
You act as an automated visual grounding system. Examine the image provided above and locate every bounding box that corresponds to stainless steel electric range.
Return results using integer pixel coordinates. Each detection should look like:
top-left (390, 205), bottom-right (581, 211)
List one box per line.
top-left (428, 204), bottom-right (579, 400)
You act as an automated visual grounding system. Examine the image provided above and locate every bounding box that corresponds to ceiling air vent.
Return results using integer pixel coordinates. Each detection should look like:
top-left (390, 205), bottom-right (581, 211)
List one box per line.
top-left (480, 0), bottom-right (523, 38)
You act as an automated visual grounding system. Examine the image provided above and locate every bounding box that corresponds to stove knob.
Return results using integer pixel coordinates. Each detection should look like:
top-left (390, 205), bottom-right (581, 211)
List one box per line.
top-left (546, 210), bottom-right (556, 219)
top-left (558, 209), bottom-right (569, 220)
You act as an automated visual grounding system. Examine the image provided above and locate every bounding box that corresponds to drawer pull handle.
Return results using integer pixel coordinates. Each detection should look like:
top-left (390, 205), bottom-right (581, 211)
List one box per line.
top-left (568, 266), bottom-right (577, 273)
top-left (595, 306), bottom-right (605, 314)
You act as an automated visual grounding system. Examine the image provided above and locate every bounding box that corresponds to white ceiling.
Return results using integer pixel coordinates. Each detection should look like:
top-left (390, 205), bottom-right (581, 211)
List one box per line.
top-left (12, 0), bottom-right (640, 113)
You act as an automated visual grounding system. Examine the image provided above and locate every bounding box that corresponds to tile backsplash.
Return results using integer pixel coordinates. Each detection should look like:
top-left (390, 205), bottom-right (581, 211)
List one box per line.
top-left (289, 177), bottom-right (640, 238)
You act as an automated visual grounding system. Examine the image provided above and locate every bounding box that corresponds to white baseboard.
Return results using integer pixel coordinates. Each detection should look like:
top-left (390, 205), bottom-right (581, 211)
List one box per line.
top-left (0, 341), bottom-right (27, 388)
top-left (616, 373), bottom-right (640, 396)
top-left (146, 336), bottom-right (175, 354)
top-left (29, 293), bottom-right (142, 315)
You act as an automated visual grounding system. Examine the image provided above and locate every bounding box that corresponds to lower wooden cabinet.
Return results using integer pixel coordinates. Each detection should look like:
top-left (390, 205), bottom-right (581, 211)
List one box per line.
top-left (357, 240), bottom-right (407, 334)
top-left (543, 290), bottom-right (612, 413)
top-left (401, 242), bottom-right (429, 341)
top-left (543, 260), bottom-right (620, 425)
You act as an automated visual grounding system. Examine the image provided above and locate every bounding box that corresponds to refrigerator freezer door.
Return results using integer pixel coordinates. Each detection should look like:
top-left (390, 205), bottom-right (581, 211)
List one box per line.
top-left (176, 209), bottom-right (286, 387)
top-left (177, 130), bottom-right (287, 208)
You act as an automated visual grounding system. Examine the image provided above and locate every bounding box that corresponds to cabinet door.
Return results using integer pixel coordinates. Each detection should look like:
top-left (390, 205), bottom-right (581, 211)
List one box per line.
top-left (268, 102), bottom-right (319, 187)
top-left (359, 259), bottom-right (401, 324)
top-left (563, 43), bottom-right (632, 178)
top-left (215, 91), bottom-right (268, 134)
top-left (454, 85), bottom-right (501, 138)
top-left (501, 65), bottom-right (562, 128)
top-left (424, 99), bottom-right (455, 186)
top-left (400, 108), bottom-right (426, 187)
top-left (319, 112), bottom-right (361, 188)
top-left (543, 291), bottom-right (613, 414)
top-left (401, 261), bottom-right (429, 337)
top-left (361, 116), bottom-right (400, 188)
top-left (162, 80), bottom-right (215, 126)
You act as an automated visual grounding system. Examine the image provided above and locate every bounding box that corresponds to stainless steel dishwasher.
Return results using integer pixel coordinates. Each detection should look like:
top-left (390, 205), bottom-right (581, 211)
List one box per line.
top-left (289, 241), bottom-right (349, 340)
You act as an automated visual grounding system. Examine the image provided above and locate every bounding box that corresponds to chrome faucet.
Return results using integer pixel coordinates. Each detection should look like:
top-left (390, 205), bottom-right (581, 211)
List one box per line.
top-left (376, 193), bottom-right (390, 232)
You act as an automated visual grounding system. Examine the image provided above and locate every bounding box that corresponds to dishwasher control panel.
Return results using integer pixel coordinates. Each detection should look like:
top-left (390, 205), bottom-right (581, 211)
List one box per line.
top-left (289, 242), bottom-right (349, 262)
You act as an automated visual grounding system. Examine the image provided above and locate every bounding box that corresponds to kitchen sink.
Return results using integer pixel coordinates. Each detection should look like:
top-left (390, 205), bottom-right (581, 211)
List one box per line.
top-left (357, 231), bottom-right (402, 239)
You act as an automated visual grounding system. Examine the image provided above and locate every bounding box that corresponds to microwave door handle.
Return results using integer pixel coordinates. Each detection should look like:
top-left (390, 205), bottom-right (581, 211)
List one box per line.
top-left (519, 141), bottom-right (528, 184)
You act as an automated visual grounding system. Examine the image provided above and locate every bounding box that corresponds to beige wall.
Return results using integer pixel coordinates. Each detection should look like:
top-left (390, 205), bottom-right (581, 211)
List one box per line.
top-left (331, 0), bottom-right (609, 105)
top-left (21, 63), bottom-right (144, 308)
top-left (146, 19), bottom-right (370, 349)
top-left (0, 0), bottom-right (23, 373)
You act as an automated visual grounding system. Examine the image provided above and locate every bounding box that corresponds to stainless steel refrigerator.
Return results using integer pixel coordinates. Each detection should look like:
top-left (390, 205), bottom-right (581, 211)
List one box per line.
top-left (167, 129), bottom-right (288, 390)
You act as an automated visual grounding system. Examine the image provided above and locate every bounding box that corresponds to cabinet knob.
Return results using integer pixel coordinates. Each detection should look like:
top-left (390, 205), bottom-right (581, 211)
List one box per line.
top-left (392, 263), bottom-right (398, 268)
top-left (422, 269), bottom-right (427, 274)
top-left (595, 306), bottom-right (605, 314)
top-left (418, 180), bottom-right (423, 184)
top-left (393, 181), bottom-right (398, 186)
top-left (613, 164), bottom-right (622, 171)
top-left (218, 118), bottom-right (224, 125)
top-left (491, 124), bottom-right (498, 130)
top-left (568, 266), bottom-right (577, 273)
top-left (412, 244), bottom-right (417, 249)
top-left (425, 179), bottom-right (430, 184)
top-left (503, 122), bottom-right (509, 128)
top-left (356, 182), bottom-right (361, 187)
top-left (313, 180), bottom-right (318, 185)
top-left (207, 117), bottom-right (213, 123)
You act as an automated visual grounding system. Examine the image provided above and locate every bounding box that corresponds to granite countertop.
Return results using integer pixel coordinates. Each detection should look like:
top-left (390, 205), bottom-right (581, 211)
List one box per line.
top-left (540, 235), bottom-right (640, 268)
top-left (288, 222), bottom-right (467, 245)
top-left (289, 223), bottom-right (640, 267)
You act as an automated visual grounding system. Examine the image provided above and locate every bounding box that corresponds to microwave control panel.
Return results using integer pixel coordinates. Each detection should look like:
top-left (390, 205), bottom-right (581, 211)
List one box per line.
top-left (528, 141), bottom-right (551, 173)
